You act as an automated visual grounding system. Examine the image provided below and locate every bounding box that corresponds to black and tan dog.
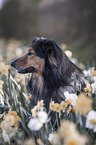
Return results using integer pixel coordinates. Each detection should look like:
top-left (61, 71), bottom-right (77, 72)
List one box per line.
top-left (11, 37), bottom-right (84, 111)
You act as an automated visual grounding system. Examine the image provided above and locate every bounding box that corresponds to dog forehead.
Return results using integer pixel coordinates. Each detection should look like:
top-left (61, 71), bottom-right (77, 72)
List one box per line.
top-left (31, 37), bottom-right (54, 47)
top-left (29, 42), bottom-right (45, 58)
top-left (29, 38), bottom-right (56, 58)
top-left (32, 37), bottom-right (47, 43)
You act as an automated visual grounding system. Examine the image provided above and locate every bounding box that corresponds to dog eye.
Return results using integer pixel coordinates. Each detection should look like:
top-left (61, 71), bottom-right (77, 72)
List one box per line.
top-left (28, 52), bottom-right (34, 56)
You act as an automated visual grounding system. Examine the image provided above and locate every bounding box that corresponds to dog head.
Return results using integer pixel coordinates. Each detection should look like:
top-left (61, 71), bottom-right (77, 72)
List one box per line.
top-left (11, 37), bottom-right (62, 74)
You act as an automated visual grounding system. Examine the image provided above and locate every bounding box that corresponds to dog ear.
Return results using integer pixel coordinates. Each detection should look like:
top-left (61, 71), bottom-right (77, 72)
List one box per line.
top-left (43, 40), bottom-right (55, 56)
top-left (46, 47), bottom-right (53, 55)
top-left (42, 46), bottom-right (51, 56)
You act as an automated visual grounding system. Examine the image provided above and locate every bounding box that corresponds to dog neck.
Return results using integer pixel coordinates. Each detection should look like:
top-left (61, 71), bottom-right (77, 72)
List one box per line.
top-left (28, 73), bottom-right (53, 109)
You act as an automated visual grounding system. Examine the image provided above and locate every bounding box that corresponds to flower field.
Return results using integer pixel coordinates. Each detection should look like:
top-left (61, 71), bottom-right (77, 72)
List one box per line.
top-left (0, 39), bottom-right (96, 145)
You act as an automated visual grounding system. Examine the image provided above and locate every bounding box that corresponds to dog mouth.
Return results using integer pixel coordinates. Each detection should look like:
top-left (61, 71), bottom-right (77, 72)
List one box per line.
top-left (18, 67), bottom-right (37, 74)
top-left (11, 61), bottom-right (37, 74)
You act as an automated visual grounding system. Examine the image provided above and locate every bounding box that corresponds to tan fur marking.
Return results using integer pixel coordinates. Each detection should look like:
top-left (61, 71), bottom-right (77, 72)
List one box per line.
top-left (14, 47), bottom-right (44, 74)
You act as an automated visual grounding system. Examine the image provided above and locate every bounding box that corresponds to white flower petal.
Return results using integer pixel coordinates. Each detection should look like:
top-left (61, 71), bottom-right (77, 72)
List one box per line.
top-left (91, 81), bottom-right (96, 93)
top-left (28, 118), bottom-right (43, 131)
top-left (85, 110), bottom-right (96, 132)
top-left (37, 111), bottom-right (48, 123)
top-left (2, 130), bottom-right (10, 143)
top-left (64, 91), bottom-right (78, 106)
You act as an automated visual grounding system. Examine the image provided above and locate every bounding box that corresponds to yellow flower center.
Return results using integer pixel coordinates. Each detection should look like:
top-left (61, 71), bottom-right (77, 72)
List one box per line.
top-left (67, 106), bottom-right (72, 114)
top-left (69, 108), bottom-right (72, 112)
top-left (84, 86), bottom-right (92, 94)
top-left (68, 141), bottom-right (78, 145)
top-left (29, 95), bottom-right (32, 99)
top-left (56, 107), bottom-right (60, 110)
top-left (66, 100), bottom-right (71, 105)
top-left (81, 101), bottom-right (87, 107)
top-left (62, 104), bottom-right (67, 108)
top-left (50, 105), bottom-right (54, 109)
top-left (2, 68), bottom-right (6, 71)
top-left (89, 119), bottom-right (95, 125)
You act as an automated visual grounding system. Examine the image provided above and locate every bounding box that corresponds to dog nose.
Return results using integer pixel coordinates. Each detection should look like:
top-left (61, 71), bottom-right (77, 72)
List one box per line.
top-left (10, 61), bottom-right (16, 67)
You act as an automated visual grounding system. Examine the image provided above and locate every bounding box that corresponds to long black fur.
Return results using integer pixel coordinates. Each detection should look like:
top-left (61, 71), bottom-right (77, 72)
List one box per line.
top-left (28, 37), bottom-right (85, 111)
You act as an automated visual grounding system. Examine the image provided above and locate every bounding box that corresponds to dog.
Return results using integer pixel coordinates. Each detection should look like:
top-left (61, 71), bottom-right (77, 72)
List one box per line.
top-left (11, 37), bottom-right (84, 112)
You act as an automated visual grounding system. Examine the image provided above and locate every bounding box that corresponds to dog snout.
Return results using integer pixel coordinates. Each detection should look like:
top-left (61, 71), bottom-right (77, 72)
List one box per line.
top-left (10, 61), bottom-right (16, 67)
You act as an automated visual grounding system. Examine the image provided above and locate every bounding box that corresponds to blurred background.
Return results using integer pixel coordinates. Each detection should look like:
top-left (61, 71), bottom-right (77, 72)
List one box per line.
top-left (0, 0), bottom-right (96, 63)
